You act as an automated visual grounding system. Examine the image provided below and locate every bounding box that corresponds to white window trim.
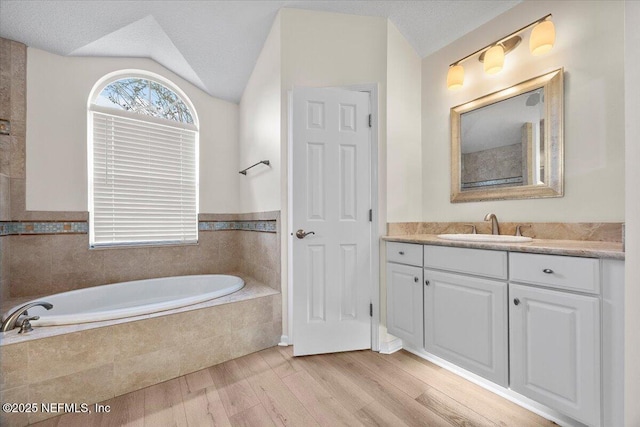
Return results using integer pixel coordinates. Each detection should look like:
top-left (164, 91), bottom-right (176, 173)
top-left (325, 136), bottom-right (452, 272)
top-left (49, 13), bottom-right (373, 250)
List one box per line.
top-left (88, 70), bottom-right (200, 248)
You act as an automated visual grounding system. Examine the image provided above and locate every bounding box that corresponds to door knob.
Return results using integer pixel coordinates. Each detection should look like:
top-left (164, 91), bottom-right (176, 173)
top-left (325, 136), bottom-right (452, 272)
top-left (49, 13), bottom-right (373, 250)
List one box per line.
top-left (514, 298), bottom-right (521, 306)
top-left (295, 229), bottom-right (316, 239)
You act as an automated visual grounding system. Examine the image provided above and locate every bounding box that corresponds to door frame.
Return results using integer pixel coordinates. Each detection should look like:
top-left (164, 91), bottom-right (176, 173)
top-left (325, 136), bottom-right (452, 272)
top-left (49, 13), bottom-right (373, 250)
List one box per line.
top-left (286, 83), bottom-right (381, 352)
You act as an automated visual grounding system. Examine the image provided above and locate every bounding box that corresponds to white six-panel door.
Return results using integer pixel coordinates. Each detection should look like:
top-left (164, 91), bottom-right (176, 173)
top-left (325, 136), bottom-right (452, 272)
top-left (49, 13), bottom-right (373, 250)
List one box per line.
top-left (291, 87), bottom-right (371, 356)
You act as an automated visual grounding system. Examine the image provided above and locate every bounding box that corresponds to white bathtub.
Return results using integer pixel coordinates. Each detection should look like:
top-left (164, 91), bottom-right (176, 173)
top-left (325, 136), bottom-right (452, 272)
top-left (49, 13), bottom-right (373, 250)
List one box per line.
top-left (6, 275), bottom-right (245, 327)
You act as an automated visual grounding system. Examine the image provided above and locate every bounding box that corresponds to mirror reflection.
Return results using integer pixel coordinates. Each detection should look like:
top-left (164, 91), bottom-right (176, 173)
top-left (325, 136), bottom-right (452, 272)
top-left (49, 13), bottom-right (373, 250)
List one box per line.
top-left (450, 68), bottom-right (563, 203)
top-left (460, 88), bottom-right (545, 190)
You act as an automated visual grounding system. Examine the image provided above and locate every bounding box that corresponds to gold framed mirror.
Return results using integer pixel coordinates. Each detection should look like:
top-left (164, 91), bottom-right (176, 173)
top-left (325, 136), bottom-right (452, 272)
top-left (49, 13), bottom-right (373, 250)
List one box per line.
top-left (450, 68), bottom-right (564, 203)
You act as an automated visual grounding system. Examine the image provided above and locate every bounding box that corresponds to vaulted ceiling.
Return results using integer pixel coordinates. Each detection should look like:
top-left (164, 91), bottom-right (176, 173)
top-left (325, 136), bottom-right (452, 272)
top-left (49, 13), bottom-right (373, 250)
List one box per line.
top-left (0, 1), bottom-right (520, 103)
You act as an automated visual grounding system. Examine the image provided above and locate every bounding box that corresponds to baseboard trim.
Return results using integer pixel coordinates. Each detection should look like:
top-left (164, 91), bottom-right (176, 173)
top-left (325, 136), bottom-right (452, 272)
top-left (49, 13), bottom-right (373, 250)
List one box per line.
top-left (378, 337), bottom-right (403, 354)
top-left (402, 345), bottom-right (582, 427)
top-left (278, 335), bottom-right (290, 346)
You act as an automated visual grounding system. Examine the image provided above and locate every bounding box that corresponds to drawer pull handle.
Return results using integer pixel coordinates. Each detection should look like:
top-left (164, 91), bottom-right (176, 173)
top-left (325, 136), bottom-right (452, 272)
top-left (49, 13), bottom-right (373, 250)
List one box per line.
top-left (514, 298), bottom-right (521, 306)
top-left (425, 280), bottom-right (430, 286)
top-left (542, 268), bottom-right (554, 274)
top-left (399, 251), bottom-right (405, 255)
top-left (414, 277), bottom-right (419, 283)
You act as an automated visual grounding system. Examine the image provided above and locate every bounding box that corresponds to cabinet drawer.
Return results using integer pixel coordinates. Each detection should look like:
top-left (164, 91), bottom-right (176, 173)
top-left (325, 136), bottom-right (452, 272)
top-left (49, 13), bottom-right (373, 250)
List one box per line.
top-left (424, 245), bottom-right (507, 280)
top-left (509, 253), bottom-right (600, 294)
top-left (386, 242), bottom-right (423, 266)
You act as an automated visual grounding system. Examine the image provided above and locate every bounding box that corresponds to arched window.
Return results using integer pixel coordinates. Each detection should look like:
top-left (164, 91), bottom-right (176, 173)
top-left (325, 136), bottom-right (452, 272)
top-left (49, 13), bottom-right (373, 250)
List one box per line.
top-left (88, 72), bottom-right (198, 247)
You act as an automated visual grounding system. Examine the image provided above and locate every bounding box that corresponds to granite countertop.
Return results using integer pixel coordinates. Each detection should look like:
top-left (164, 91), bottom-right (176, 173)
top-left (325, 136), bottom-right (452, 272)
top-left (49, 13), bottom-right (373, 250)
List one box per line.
top-left (382, 234), bottom-right (625, 260)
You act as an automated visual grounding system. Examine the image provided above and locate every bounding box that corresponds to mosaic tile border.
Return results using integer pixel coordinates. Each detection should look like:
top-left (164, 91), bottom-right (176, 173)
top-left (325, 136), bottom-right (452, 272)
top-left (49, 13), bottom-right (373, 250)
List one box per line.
top-left (0, 220), bottom-right (278, 236)
top-left (199, 220), bottom-right (277, 233)
top-left (0, 221), bottom-right (88, 236)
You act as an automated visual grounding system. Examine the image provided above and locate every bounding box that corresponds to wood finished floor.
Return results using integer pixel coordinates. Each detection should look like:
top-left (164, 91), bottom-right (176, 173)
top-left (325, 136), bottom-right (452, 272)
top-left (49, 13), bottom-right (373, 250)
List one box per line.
top-left (33, 347), bottom-right (556, 427)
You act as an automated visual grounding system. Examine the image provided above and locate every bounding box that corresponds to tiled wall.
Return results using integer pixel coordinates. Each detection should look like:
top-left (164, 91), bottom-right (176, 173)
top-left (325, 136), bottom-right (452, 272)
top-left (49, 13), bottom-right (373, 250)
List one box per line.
top-left (0, 237), bottom-right (8, 301)
top-left (202, 212), bottom-right (281, 293)
top-left (462, 143), bottom-right (523, 185)
top-left (7, 212), bottom-right (281, 298)
top-left (0, 38), bottom-right (26, 301)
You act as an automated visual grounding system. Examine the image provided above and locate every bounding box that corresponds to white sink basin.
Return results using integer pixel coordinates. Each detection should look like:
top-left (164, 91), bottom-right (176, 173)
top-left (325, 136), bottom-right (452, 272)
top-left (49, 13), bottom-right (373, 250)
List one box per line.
top-left (437, 234), bottom-right (533, 243)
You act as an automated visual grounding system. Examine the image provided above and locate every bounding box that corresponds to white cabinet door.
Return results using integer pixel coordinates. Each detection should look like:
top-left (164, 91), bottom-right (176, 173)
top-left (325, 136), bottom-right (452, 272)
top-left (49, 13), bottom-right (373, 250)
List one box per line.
top-left (386, 263), bottom-right (423, 348)
top-left (509, 284), bottom-right (600, 426)
top-left (424, 270), bottom-right (508, 386)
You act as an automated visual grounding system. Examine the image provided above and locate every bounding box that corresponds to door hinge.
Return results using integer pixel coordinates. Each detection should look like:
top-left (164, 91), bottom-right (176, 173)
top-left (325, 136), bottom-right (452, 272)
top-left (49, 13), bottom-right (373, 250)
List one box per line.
top-left (368, 114), bottom-right (372, 128)
top-left (369, 303), bottom-right (373, 317)
top-left (369, 209), bottom-right (372, 222)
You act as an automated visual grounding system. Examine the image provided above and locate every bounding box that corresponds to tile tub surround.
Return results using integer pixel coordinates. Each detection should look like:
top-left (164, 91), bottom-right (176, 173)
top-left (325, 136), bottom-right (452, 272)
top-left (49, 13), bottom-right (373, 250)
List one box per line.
top-left (0, 275), bottom-right (278, 346)
top-left (6, 211), bottom-right (281, 298)
top-left (0, 236), bottom-right (9, 302)
top-left (199, 220), bottom-right (277, 233)
top-left (0, 280), bottom-right (281, 426)
top-left (0, 221), bottom-right (88, 236)
top-left (0, 219), bottom-right (275, 235)
top-left (0, 38), bottom-right (27, 303)
top-left (388, 221), bottom-right (624, 242)
top-left (200, 212), bottom-right (281, 292)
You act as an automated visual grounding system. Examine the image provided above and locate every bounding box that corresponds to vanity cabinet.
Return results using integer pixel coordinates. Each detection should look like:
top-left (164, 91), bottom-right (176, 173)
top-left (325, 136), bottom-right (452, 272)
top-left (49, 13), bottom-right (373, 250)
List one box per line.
top-left (423, 245), bottom-right (508, 386)
top-left (509, 283), bottom-right (600, 426)
top-left (509, 252), bottom-right (601, 426)
top-left (386, 243), bottom-right (423, 348)
top-left (385, 240), bottom-right (623, 427)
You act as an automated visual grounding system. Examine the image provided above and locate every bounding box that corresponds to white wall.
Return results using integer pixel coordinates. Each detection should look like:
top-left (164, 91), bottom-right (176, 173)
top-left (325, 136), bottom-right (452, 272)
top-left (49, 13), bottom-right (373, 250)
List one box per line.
top-left (624, 2), bottom-right (640, 425)
top-left (238, 9), bottom-right (423, 342)
top-left (381, 21), bottom-right (422, 333)
top-left (421, 0), bottom-right (625, 222)
top-left (26, 48), bottom-right (239, 213)
top-left (238, 14), bottom-right (281, 213)
top-left (387, 22), bottom-right (422, 222)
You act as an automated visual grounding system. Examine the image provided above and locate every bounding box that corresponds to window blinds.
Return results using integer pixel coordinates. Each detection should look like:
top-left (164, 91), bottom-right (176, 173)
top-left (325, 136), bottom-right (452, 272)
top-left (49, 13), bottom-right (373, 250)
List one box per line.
top-left (90, 111), bottom-right (197, 247)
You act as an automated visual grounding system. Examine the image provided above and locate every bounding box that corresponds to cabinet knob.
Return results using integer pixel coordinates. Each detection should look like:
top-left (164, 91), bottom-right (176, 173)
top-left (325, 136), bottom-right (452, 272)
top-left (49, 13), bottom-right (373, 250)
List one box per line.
top-left (399, 251), bottom-right (405, 255)
top-left (542, 268), bottom-right (554, 274)
top-left (414, 277), bottom-right (419, 283)
top-left (514, 298), bottom-right (521, 306)
top-left (425, 280), bottom-right (430, 286)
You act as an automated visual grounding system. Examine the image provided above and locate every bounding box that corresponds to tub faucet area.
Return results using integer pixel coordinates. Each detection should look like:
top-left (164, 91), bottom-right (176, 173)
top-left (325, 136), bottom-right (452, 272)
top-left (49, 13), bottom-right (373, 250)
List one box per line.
top-left (0, 301), bottom-right (53, 332)
top-left (484, 213), bottom-right (500, 235)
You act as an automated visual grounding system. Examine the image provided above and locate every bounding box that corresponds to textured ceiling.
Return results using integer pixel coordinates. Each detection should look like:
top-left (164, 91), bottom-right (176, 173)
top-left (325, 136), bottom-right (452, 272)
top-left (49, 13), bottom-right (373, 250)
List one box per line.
top-left (0, 1), bottom-right (520, 103)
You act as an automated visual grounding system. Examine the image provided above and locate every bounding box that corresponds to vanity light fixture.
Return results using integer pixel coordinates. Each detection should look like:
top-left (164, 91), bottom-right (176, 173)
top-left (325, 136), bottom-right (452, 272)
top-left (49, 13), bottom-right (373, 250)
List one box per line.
top-left (447, 14), bottom-right (555, 90)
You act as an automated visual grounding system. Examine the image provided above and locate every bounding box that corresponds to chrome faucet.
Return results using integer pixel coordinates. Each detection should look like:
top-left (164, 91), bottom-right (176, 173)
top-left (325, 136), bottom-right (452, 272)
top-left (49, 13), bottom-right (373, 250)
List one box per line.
top-left (484, 213), bottom-right (500, 235)
top-left (1, 301), bottom-right (53, 332)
